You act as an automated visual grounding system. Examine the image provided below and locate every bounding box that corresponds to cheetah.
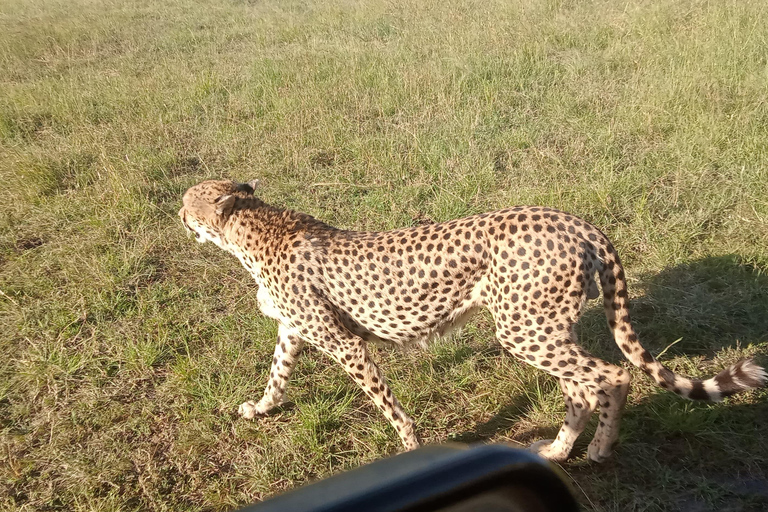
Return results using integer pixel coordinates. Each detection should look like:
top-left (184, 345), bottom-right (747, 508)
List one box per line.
top-left (179, 179), bottom-right (766, 462)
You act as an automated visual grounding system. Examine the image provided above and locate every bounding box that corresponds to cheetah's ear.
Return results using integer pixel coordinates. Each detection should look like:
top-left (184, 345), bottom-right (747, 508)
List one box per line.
top-left (214, 194), bottom-right (237, 217)
top-left (235, 179), bottom-right (261, 195)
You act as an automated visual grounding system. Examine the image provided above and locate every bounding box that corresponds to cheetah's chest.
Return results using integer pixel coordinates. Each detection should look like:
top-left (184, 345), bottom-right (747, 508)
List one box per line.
top-left (235, 253), bottom-right (289, 323)
top-left (256, 282), bottom-right (284, 321)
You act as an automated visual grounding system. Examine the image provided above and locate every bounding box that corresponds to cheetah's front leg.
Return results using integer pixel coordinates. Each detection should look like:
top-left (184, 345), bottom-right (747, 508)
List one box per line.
top-left (239, 324), bottom-right (305, 419)
top-left (309, 310), bottom-right (420, 450)
top-left (332, 341), bottom-right (420, 450)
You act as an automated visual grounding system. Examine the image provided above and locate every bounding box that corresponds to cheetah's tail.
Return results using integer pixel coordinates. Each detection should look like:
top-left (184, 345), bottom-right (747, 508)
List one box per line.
top-left (597, 250), bottom-right (767, 401)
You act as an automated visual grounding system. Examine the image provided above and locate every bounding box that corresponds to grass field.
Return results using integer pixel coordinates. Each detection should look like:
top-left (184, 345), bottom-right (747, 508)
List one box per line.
top-left (2, 0), bottom-right (768, 510)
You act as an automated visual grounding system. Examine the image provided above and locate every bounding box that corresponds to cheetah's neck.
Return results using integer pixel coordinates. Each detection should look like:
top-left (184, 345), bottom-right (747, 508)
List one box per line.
top-left (219, 200), bottom-right (333, 275)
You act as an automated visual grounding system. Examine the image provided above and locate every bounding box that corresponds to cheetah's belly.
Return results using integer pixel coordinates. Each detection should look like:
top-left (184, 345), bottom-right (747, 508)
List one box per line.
top-left (346, 275), bottom-right (489, 350)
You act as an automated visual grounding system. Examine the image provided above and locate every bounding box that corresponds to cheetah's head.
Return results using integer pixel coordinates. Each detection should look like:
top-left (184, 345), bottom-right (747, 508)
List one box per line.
top-left (179, 179), bottom-right (260, 245)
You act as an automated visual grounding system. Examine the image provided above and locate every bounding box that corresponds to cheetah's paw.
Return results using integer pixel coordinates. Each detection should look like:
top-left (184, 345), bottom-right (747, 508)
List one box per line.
top-left (238, 401), bottom-right (268, 419)
top-left (528, 439), bottom-right (569, 463)
top-left (587, 439), bottom-right (613, 463)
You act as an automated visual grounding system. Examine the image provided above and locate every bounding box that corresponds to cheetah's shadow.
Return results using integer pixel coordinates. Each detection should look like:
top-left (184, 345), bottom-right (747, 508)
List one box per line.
top-left (456, 254), bottom-right (768, 449)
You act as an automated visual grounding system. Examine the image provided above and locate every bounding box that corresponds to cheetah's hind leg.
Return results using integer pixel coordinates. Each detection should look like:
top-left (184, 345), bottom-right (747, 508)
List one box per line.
top-left (494, 308), bottom-right (629, 462)
top-left (529, 378), bottom-right (598, 462)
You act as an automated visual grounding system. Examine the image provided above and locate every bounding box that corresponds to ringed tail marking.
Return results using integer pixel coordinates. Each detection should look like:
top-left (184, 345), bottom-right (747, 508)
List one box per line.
top-left (596, 245), bottom-right (767, 401)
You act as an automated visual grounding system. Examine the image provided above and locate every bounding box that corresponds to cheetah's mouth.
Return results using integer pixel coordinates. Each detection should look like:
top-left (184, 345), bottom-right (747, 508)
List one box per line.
top-left (179, 209), bottom-right (201, 240)
top-left (185, 225), bottom-right (201, 240)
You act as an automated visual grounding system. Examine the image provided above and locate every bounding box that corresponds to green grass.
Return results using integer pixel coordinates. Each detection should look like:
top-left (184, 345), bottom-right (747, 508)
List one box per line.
top-left (2, 0), bottom-right (768, 510)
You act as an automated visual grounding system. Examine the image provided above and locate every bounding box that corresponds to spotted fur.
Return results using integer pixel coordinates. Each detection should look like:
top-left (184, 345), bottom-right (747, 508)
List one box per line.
top-left (179, 180), bottom-right (766, 462)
